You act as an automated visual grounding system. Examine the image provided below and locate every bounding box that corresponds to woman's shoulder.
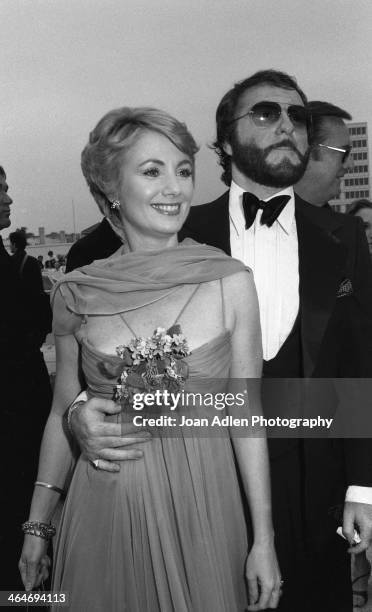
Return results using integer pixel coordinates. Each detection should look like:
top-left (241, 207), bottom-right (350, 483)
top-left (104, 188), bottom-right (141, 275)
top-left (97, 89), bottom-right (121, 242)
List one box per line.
top-left (221, 267), bottom-right (256, 305)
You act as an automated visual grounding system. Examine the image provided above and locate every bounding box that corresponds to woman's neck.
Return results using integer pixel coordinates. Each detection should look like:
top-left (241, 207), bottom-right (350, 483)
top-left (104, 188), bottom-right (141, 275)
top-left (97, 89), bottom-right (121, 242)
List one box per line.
top-left (125, 233), bottom-right (179, 253)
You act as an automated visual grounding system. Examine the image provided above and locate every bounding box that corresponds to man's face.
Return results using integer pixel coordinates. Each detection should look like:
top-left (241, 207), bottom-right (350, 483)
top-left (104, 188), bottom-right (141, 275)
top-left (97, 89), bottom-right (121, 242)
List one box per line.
top-left (311, 118), bottom-right (351, 202)
top-left (225, 85), bottom-right (309, 188)
top-left (0, 174), bottom-right (12, 230)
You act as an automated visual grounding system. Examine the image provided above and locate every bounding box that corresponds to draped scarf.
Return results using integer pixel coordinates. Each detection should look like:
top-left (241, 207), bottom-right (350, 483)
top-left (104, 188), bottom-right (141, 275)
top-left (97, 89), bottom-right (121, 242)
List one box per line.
top-left (52, 239), bottom-right (247, 316)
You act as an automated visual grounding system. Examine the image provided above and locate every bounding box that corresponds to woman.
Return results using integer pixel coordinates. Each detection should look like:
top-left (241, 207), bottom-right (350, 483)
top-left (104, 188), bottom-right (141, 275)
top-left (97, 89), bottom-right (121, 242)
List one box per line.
top-left (19, 107), bottom-right (281, 610)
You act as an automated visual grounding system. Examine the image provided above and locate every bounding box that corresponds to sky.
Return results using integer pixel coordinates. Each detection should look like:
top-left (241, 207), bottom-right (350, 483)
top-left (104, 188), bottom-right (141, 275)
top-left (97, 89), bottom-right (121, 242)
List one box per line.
top-left (1, 0), bottom-right (372, 235)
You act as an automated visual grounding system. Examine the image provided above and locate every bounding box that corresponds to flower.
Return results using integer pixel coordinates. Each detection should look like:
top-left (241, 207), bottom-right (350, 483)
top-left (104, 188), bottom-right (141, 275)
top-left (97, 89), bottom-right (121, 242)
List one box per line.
top-left (114, 325), bottom-right (191, 404)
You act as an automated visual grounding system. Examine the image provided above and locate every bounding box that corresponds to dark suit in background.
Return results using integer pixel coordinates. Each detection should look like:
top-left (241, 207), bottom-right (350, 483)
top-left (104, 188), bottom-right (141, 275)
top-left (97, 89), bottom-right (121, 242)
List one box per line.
top-left (66, 217), bottom-right (122, 272)
top-left (0, 239), bottom-right (52, 589)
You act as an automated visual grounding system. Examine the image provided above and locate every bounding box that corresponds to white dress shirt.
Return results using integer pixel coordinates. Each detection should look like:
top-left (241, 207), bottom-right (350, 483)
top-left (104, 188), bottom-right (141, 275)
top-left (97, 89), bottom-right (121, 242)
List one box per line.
top-left (228, 180), bottom-right (372, 506)
top-left (229, 181), bottom-right (299, 360)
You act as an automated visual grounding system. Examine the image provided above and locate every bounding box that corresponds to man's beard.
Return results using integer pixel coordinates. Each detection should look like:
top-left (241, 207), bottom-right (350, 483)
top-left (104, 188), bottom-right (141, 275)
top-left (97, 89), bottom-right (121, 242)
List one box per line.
top-left (230, 134), bottom-right (310, 188)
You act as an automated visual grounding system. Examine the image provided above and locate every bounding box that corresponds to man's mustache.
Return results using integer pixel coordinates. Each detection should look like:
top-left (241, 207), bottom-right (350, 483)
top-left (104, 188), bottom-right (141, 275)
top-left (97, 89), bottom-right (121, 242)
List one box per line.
top-left (265, 140), bottom-right (308, 162)
top-left (266, 140), bottom-right (301, 154)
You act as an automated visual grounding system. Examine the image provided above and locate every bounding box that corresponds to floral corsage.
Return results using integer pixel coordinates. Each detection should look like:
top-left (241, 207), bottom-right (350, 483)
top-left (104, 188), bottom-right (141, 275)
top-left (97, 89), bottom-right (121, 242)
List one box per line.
top-left (112, 325), bottom-right (191, 405)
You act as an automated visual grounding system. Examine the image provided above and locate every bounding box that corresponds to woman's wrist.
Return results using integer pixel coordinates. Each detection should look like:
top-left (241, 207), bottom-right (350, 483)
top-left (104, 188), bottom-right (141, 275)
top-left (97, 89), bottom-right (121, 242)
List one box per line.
top-left (252, 527), bottom-right (275, 546)
top-left (28, 484), bottom-right (63, 523)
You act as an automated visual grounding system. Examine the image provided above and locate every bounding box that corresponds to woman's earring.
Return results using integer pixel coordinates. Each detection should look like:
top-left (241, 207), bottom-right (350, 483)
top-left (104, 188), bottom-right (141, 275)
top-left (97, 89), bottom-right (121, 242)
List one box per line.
top-left (111, 200), bottom-right (120, 210)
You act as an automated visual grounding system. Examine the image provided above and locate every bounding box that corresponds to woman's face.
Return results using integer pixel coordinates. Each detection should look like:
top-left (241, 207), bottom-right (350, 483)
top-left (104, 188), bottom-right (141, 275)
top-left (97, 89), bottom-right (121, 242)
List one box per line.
top-left (355, 207), bottom-right (372, 255)
top-left (115, 130), bottom-right (194, 248)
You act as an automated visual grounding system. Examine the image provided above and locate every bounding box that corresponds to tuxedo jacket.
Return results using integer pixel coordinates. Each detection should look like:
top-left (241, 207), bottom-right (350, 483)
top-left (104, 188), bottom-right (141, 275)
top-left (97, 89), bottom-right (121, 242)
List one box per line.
top-left (180, 191), bottom-right (372, 489)
top-left (180, 191), bottom-right (372, 378)
top-left (66, 218), bottom-right (122, 272)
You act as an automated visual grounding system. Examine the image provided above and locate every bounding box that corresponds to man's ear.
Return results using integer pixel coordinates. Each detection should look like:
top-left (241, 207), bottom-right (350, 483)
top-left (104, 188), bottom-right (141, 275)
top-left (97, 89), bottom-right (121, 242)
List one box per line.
top-left (222, 141), bottom-right (233, 156)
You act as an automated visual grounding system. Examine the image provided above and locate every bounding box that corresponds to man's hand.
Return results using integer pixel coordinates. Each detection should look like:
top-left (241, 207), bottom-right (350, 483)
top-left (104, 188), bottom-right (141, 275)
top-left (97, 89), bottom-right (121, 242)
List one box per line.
top-left (343, 501), bottom-right (372, 553)
top-left (70, 398), bottom-right (152, 472)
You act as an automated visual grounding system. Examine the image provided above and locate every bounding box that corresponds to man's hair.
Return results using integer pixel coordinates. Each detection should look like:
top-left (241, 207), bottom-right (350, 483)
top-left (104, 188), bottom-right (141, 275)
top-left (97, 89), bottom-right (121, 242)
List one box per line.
top-left (0, 166), bottom-right (6, 179)
top-left (212, 69), bottom-right (308, 185)
top-left (9, 230), bottom-right (27, 250)
top-left (348, 198), bottom-right (372, 216)
top-left (308, 101), bottom-right (352, 160)
top-left (81, 106), bottom-right (199, 220)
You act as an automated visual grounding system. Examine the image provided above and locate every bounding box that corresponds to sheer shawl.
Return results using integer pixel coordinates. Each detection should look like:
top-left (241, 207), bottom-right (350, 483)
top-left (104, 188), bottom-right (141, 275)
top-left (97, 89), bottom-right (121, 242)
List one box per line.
top-left (52, 239), bottom-right (247, 316)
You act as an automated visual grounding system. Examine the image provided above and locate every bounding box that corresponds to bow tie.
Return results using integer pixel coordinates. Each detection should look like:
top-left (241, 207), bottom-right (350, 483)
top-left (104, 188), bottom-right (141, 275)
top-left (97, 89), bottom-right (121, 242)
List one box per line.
top-left (242, 192), bottom-right (291, 229)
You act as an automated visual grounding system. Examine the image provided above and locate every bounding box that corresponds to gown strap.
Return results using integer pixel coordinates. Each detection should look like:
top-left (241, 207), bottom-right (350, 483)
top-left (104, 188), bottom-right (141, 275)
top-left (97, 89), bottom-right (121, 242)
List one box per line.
top-left (118, 311), bottom-right (138, 338)
top-left (220, 278), bottom-right (226, 331)
top-left (173, 284), bottom-right (201, 325)
top-left (117, 284), bottom-right (201, 338)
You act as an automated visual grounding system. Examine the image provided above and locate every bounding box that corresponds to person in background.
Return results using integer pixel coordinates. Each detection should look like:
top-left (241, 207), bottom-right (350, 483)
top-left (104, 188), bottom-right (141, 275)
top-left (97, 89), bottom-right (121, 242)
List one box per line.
top-left (10, 230), bottom-right (45, 293)
top-left (56, 253), bottom-right (66, 272)
top-left (296, 103), bottom-right (372, 609)
top-left (37, 255), bottom-right (44, 269)
top-left (0, 168), bottom-right (52, 589)
top-left (45, 250), bottom-right (56, 269)
top-left (349, 199), bottom-right (372, 259)
top-left (9, 229), bottom-right (53, 353)
top-left (347, 197), bottom-right (372, 607)
top-left (295, 101), bottom-right (352, 207)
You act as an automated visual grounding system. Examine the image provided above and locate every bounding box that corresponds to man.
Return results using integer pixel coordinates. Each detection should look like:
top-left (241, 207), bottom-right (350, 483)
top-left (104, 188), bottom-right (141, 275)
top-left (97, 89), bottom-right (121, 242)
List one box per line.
top-left (295, 101), bottom-right (352, 206)
top-left (0, 167), bottom-right (52, 589)
top-left (45, 250), bottom-right (56, 269)
top-left (67, 71), bottom-right (372, 611)
top-left (66, 218), bottom-right (122, 271)
top-left (9, 229), bottom-right (53, 358)
top-left (181, 71), bottom-right (372, 612)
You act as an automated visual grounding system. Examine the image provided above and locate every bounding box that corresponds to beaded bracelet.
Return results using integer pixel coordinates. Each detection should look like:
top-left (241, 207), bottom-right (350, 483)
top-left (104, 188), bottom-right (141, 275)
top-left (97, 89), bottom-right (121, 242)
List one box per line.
top-left (22, 521), bottom-right (56, 540)
top-left (67, 399), bottom-right (86, 434)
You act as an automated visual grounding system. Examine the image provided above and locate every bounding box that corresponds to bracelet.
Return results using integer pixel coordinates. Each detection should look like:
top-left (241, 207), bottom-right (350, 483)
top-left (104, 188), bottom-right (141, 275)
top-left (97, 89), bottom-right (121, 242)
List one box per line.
top-left (22, 521), bottom-right (56, 540)
top-left (34, 481), bottom-right (65, 496)
top-left (67, 400), bottom-right (86, 434)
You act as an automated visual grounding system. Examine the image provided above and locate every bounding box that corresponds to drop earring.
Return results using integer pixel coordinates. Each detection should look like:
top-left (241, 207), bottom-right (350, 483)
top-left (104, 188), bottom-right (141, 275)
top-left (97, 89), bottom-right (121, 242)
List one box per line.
top-left (111, 200), bottom-right (120, 210)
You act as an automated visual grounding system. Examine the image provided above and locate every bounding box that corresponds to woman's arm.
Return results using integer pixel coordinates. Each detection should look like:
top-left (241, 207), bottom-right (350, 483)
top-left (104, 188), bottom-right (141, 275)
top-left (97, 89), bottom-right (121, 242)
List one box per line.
top-left (19, 332), bottom-right (81, 590)
top-left (29, 332), bottom-right (81, 519)
top-left (223, 270), bottom-right (281, 610)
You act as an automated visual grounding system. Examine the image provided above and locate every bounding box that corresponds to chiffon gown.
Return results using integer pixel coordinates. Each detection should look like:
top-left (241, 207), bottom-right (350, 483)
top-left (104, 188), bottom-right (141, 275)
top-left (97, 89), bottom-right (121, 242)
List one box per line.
top-left (51, 241), bottom-right (251, 612)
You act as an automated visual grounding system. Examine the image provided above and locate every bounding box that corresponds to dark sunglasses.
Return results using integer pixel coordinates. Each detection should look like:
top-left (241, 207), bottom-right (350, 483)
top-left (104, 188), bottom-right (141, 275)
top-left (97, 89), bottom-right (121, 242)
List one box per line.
top-left (229, 101), bottom-right (310, 129)
top-left (316, 144), bottom-right (352, 164)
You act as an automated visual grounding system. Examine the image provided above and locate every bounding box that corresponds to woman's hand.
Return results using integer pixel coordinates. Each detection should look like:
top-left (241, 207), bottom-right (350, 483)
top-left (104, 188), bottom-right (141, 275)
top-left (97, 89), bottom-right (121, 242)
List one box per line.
top-left (245, 540), bottom-right (282, 610)
top-left (19, 536), bottom-right (51, 591)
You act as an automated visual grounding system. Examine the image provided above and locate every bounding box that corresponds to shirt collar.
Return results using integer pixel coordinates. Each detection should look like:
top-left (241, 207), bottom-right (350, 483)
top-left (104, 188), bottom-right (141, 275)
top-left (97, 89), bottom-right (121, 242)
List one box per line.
top-left (229, 181), bottom-right (295, 235)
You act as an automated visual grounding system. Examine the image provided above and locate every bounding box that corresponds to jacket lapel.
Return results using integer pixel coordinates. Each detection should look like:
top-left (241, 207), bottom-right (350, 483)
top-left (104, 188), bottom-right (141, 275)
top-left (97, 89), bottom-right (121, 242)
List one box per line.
top-left (295, 197), bottom-right (347, 376)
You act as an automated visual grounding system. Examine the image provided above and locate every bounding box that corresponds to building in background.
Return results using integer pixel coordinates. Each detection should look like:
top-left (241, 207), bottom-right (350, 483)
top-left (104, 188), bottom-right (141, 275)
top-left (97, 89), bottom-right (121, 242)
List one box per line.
top-left (330, 122), bottom-right (369, 213)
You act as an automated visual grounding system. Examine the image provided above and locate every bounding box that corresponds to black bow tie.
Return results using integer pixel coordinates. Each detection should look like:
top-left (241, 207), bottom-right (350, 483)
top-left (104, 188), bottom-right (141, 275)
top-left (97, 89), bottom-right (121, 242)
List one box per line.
top-left (242, 192), bottom-right (291, 229)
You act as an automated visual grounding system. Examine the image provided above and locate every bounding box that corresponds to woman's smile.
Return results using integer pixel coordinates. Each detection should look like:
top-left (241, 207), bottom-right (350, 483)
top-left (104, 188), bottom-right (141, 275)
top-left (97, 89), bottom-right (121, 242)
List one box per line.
top-left (150, 202), bottom-right (182, 215)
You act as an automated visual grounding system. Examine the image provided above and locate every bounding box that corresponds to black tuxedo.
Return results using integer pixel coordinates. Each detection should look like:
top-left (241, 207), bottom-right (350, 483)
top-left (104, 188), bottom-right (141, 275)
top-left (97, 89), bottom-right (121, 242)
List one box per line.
top-left (180, 191), bottom-right (372, 612)
top-left (66, 217), bottom-right (122, 272)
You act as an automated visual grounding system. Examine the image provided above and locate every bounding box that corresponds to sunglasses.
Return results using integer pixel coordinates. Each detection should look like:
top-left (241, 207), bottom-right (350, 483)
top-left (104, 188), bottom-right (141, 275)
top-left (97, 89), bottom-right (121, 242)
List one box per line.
top-left (229, 101), bottom-right (310, 129)
top-left (316, 144), bottom-right (352, 164)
